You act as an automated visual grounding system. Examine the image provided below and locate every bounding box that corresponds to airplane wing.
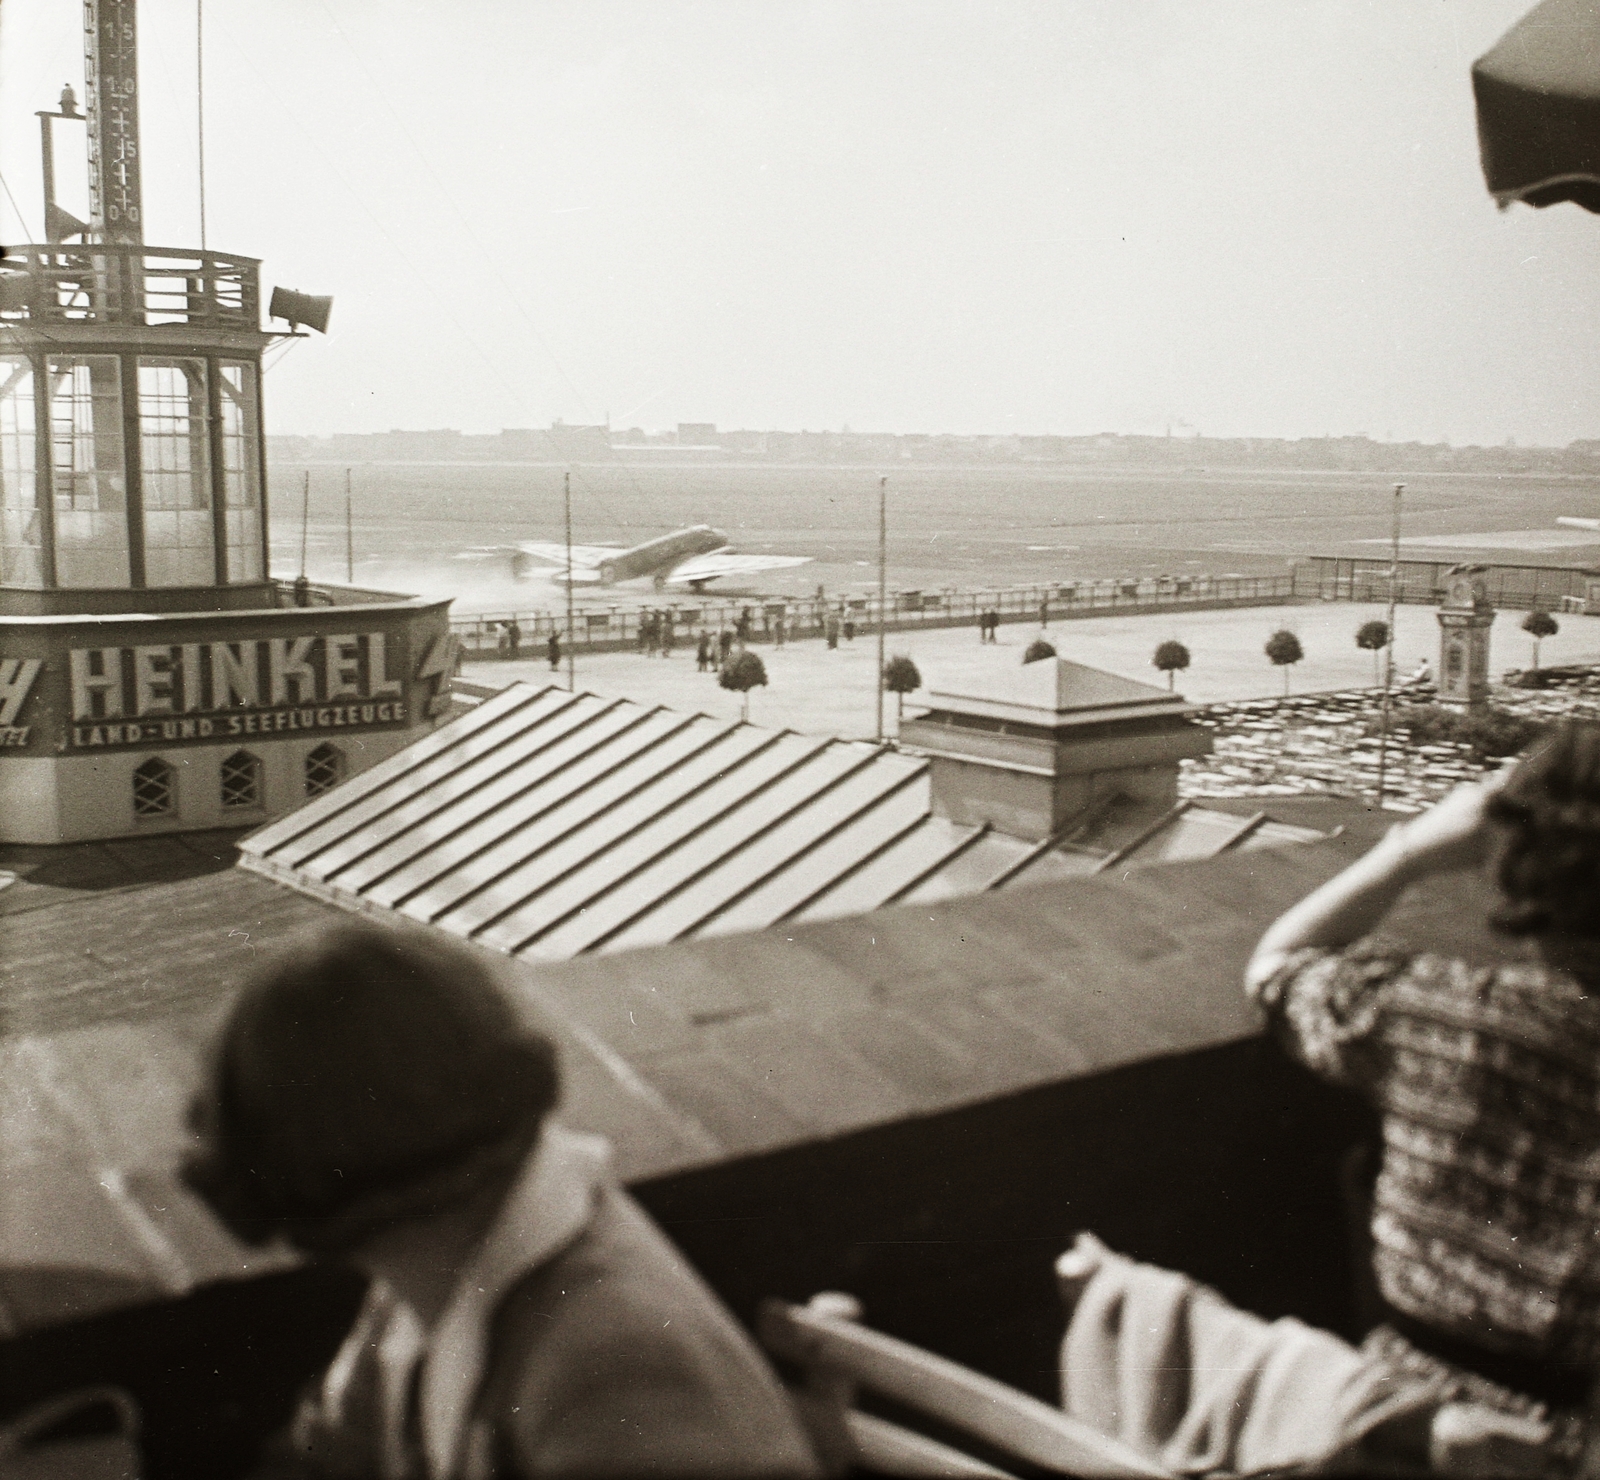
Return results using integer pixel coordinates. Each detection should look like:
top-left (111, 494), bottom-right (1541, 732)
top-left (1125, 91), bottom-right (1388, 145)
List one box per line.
top-left (513, 540), bottom-right (624, 568)
top-left (664, 551), bottom-right (813, 585)
top-left (1557, 517), bottom-right (1600, 532)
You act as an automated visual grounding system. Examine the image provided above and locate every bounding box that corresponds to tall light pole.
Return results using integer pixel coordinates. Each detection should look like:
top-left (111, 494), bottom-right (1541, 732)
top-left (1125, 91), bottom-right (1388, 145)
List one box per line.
top-left (36, 91), bottom-right (84, 241)
top-left (876, 475), bottom-right (888, 743)
top-left (569, 473), bottom-right (582, 694)
top-left (569, 470), bottom-right (582, 691)
top-left (1374, 481), bottom-right (1405, 809)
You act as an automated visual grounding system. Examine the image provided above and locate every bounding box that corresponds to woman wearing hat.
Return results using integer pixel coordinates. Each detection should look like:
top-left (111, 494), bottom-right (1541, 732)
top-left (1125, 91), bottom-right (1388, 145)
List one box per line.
top-left (184, 923), bottom-right (818, 1479)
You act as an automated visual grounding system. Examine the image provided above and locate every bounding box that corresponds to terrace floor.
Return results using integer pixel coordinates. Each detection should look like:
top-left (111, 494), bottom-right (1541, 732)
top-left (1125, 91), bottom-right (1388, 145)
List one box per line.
top-left (464, 600), bottom-right (1600, 739)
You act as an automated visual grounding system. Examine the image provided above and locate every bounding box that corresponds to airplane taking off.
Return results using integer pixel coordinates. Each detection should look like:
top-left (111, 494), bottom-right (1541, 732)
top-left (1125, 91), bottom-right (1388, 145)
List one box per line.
top-left (510, 524), bottom-right (811, 592)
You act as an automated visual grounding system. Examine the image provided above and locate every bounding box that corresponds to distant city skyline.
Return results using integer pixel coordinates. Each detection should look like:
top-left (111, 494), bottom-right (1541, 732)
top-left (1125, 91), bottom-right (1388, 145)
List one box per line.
top-left (266, 424), bottom-right (1600, 480)
top-left (4, 2), bottom-right (1597, 446)
top-left (275, 419), bottom-right (1581, 448)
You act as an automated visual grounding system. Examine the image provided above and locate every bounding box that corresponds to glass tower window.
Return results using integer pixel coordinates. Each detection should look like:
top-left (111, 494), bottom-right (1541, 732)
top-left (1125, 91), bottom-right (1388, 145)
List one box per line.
top-left (0, 356), bottom-right (41, 587)
top-left (219, 362), bottom-right (263, 581)
top-left (139, 358), bottom-right (212, 587)
top-left (50, 356), bottom-right (129, 588)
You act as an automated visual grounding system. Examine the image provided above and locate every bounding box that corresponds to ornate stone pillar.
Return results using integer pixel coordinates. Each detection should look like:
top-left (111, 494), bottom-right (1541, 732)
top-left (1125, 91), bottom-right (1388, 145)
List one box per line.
top-left (1436, 563), bottom-right (1494, 711)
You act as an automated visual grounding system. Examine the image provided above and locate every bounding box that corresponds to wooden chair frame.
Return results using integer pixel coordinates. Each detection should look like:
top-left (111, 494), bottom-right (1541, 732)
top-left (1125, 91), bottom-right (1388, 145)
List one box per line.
top-left (758, 1292), bottom-right (1169, 1479)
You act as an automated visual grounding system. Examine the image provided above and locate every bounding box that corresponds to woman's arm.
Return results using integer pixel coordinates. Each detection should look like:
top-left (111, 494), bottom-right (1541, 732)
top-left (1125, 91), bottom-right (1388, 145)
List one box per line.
top-left (1245, 774), bottom-right (1508, 995)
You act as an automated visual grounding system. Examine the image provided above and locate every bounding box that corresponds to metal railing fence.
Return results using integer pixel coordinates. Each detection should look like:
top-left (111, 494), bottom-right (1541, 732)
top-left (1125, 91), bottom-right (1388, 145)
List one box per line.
top-left (1301, 556), bottom-right (1592, 612)
top-left (452, 572), bottom-right (1300, 659)
top-left (0, 242), bottom-right (259, 329)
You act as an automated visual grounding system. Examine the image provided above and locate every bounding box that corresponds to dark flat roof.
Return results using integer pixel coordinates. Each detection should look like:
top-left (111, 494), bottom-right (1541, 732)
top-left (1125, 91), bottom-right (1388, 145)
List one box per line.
top-left (0, 828), bottom-right (247, 922)
top-left (1, 797), bottom-right (1405, 1292)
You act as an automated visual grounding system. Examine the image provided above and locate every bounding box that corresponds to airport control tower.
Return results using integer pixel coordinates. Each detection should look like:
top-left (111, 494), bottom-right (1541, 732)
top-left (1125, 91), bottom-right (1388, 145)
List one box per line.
top-left (0, 0), bottom-right (454, 843)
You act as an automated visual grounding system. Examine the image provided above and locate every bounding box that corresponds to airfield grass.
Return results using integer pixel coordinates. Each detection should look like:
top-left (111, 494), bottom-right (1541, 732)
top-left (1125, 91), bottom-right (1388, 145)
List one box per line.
top-left (274, 459), bottom-right (1600, 620)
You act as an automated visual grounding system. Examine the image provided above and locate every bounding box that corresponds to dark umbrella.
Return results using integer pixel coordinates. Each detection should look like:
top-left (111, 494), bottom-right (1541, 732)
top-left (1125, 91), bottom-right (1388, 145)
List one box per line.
top-left (1473, 0), bottom-right (1600, 212)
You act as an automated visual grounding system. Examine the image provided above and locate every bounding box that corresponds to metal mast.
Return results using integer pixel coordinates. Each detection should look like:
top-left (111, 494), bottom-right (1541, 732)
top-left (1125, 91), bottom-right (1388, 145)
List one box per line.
top-left (197, 0), bottom-right (207, 248)
top-left (83, 0), bottom-right (145, 243)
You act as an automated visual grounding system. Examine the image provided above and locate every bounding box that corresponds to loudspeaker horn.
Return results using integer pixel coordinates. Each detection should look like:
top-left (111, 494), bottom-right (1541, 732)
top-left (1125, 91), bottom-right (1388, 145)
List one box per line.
top-left (46, 203), bottom-right (90, 241)
top-left (268, 285), bottom-right (333, 334)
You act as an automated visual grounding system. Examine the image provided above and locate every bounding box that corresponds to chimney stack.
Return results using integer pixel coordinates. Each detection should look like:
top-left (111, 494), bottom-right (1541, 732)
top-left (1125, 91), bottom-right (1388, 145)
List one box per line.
top-left (898, 659), bottom-right (1213, 843)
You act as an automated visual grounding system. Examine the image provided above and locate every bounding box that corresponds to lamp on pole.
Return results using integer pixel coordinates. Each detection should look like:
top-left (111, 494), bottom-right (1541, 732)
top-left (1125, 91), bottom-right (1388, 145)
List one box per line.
top-left (1374, 481), bottom-right (1405, 808)
top-left (564, 470), bottom-right (577, 692)
top-left (876, 476), bottom-right (888, 743)
top-left (36, 88), bottom-right (85, 242)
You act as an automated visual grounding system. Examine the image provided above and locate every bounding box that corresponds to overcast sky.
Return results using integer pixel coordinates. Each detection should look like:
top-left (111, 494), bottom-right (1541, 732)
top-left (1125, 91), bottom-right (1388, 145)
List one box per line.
top-left (3, 1), bottom-right (1596, 444)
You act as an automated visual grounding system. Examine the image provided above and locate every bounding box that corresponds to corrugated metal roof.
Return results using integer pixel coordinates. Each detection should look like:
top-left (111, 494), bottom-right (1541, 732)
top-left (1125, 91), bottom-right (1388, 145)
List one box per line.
top-left (237, 681), bottom-right (1330, 961)
top-left (238, 683), bottom-right (1040, 958)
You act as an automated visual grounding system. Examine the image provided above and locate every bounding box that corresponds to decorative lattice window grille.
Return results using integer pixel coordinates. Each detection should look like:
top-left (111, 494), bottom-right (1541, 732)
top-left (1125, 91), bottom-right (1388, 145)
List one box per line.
top-left (220, 750), bottom-right (262, 810)
top-left (304, 743), bottom-right (346, 798)
top-left (132, 757), bottom-right (176, 816)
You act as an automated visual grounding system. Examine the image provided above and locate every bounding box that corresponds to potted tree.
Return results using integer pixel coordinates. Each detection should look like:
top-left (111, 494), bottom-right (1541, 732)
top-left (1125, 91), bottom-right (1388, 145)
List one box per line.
top-left (1265, 629), bottom-right (1304, 696)
top-left (1521, 609), bottom-right (1558, 670)
top-left (1355, 619), bottom-right (1390, 686)
top-left (719, 649), bottom-right (768, 721)
top-left (882, 655), bottom-right (922, 732)
top-left (1152, 639), bottom-right (1191, 691)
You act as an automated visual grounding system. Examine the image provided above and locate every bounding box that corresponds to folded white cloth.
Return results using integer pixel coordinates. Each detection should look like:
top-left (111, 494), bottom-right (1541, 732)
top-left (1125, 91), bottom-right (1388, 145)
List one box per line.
top-left (1058, 1238), bottom-right (1438, 1476)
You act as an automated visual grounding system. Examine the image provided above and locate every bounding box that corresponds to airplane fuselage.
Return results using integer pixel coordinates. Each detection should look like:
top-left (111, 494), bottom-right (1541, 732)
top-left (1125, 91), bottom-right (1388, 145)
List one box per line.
top-left (598, 525), bottom-right (729, 584)
top-left (508, 521), bottom-right (806, 590)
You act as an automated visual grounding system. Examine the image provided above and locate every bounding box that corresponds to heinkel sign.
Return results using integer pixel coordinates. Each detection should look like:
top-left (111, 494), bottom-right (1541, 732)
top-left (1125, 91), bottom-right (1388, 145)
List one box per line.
top-left (67, 633), bottom-right (407, 749)
top-left (0, 602), bottom-right (456, 757)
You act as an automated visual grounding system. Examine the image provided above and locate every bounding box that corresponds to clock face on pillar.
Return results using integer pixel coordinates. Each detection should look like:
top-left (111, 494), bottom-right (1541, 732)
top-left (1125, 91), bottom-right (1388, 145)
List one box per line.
top-left (1446, 574), bottom-right (1475, 608)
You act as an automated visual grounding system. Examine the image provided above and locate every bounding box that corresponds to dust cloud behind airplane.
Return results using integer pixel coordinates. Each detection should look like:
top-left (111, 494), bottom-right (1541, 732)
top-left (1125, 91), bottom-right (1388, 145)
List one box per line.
top-left (503, 524), bottom-right (811, 592)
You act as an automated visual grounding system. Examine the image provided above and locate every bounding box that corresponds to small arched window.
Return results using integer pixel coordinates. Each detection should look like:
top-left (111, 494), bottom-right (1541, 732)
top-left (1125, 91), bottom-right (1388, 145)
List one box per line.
top-left (220, 750), bottom-right (262, 810)
top-left (304, 742), bottom-right (346, 798)
top-left (132, 756), bottom-right (176, 817)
